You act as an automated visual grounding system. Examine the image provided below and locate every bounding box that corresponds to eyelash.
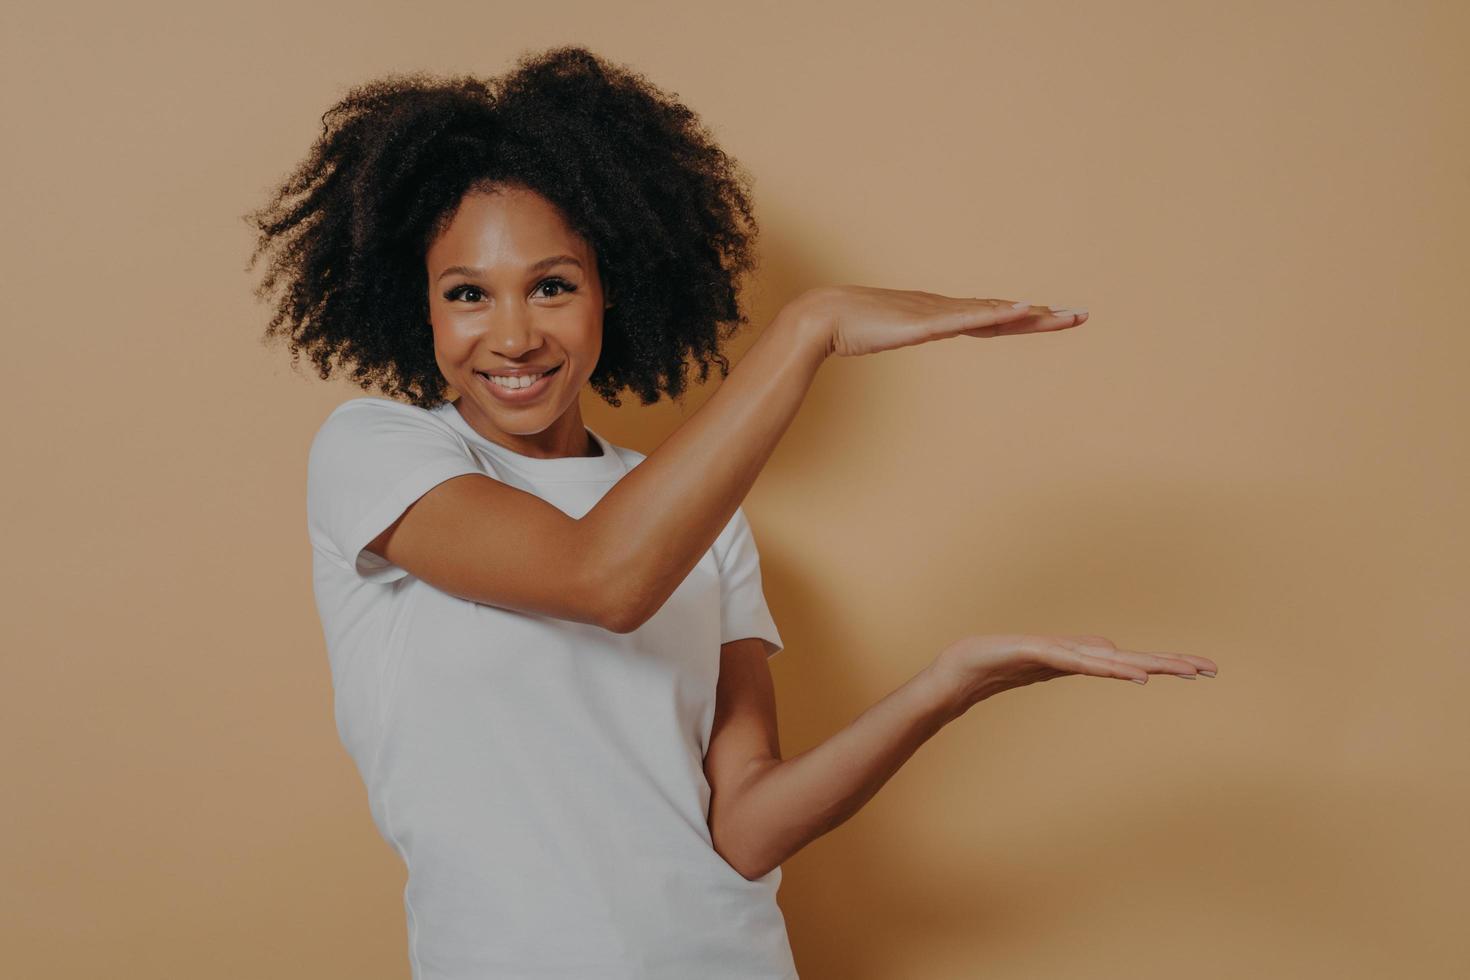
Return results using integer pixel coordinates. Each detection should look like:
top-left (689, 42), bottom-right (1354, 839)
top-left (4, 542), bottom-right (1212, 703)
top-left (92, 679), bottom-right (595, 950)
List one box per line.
top-left (443, 278), bottom-right (578, 303)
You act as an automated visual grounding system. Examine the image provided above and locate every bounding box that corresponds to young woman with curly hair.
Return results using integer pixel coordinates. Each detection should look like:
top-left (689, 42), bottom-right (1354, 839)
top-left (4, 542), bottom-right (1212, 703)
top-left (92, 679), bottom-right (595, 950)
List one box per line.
top-left (245, 44), bottom-right (1215, 980)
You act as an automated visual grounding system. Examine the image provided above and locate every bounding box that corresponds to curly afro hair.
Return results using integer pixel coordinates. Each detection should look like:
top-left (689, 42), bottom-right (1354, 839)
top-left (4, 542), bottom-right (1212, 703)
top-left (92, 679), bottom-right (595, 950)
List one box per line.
top-left (243, 45), bottom-right (760, 409)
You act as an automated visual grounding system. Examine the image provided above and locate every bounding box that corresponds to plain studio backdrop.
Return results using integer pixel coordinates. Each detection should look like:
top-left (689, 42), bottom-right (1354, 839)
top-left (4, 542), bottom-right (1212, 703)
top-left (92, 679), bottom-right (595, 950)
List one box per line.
top-left (2, 1), bottom-right (1465, 978)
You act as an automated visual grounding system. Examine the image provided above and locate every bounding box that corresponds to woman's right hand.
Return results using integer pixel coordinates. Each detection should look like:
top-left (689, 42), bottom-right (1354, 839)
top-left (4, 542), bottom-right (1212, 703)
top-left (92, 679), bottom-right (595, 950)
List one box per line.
top-left (927, 633), bottom-right (1218, 720)
top-left (786, 284), bottom-right (1088, 359)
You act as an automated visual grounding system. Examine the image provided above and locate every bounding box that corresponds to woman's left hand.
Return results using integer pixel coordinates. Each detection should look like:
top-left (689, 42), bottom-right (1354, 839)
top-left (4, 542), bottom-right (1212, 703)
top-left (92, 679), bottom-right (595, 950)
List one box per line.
top-left (927, 633), bottom-right (1218, 719)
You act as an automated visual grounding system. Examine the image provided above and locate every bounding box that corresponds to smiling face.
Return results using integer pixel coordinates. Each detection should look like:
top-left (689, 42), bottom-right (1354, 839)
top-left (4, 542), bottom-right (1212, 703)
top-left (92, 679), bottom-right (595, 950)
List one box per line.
top-left (425, 183), bottom-right (609, 459)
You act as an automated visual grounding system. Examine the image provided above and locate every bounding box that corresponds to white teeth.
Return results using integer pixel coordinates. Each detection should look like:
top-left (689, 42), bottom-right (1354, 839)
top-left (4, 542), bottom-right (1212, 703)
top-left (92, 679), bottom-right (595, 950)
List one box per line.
top-left (484, 371), bottom-right (545, 390)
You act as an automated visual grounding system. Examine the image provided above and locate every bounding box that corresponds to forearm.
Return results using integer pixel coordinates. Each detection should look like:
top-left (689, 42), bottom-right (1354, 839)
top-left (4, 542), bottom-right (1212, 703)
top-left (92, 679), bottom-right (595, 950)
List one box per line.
top-left (584, 300), bottom-right (829, 631)
top-left (710, 660), bottom-right (965, 881)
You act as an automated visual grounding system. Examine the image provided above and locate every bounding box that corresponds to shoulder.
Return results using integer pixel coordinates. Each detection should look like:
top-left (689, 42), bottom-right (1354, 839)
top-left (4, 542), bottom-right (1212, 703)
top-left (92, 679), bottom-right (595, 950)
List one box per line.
top-left (307, 397), bottom-right (477, 483)
top-left (318, 395), bottom-right (442, 428)
top-left (312, 396), bottom-right (459, 447)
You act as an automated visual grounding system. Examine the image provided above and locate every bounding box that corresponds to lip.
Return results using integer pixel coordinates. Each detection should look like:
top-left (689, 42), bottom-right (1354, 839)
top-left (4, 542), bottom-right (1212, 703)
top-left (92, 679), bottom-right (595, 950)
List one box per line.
top-left (477, 364), bottom-right (560, 404)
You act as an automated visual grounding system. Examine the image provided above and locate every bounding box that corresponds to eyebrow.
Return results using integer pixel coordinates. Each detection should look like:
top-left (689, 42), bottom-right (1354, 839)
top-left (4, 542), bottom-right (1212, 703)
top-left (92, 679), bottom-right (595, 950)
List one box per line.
top-left (436, 254), bottom-right (583, 282)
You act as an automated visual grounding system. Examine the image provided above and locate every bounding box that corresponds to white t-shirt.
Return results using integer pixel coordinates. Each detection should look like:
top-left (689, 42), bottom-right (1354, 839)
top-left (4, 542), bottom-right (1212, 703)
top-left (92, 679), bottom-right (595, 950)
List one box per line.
top-left (305, 396), bottom-right (797, 980)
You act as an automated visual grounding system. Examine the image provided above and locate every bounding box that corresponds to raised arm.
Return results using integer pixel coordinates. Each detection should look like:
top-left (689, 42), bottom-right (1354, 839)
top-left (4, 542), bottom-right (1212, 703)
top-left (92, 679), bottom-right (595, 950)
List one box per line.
top-left (580, 302), bottom-right (828, 631)
top-left (370, 289), bottom-right (1067, 631)
top-left (709, 633), bottom-right (1218, 881)
top-left (367, 299), bottom-right (827, 631)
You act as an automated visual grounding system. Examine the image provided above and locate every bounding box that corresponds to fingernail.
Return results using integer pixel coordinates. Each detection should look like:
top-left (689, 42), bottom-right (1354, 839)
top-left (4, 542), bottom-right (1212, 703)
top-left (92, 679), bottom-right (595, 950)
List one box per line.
top-left (1132, 676), bottom-right (1147, 685)
top-left (1010, 301), bottom-right (1031, 309)
top-left (1052, 307), bottom-right (1088, 316)
top-left (1199, 670), bottom-right (1216, 678)
top-left (1178, 673), bottom-right (1198, 680)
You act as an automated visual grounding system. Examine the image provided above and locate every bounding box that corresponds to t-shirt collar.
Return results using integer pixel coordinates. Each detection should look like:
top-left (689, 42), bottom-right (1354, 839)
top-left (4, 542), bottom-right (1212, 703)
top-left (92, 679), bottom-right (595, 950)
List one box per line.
top-left (433, 401), bottom-right (627, 482)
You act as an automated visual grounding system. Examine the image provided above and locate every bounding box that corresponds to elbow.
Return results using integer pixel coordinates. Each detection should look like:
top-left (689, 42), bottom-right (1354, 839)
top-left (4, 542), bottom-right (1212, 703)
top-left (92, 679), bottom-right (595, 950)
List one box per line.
top-left (588, 543), bottom-right (653, 634)
top-left (736, 861), bottom-right (776, 883)
top-left (579, 539), bottom-right (634, 633)
top-left (600, 601), bottom-right (645, 635)
top-left (720, 845), bottom-right (776, 882)
top-left (710, 822), bottom-right (778, 881)
top-left (595, 584), bottom-right (651, 635)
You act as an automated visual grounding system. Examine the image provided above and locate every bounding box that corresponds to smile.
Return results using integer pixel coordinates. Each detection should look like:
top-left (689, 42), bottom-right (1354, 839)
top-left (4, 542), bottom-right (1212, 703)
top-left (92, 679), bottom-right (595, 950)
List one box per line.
top-left (477, 364), bottom-right (561, 402)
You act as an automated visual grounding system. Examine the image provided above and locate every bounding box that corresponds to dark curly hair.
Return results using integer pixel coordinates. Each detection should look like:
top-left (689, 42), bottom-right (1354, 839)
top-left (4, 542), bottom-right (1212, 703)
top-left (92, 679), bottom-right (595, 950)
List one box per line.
top-left (243, 45), bottom-right (760, 409)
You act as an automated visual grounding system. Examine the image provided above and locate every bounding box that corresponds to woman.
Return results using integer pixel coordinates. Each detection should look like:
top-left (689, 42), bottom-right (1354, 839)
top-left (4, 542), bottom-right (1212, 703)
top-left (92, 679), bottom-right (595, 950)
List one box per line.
top-left (246, 45), bottom-right (1216, 980)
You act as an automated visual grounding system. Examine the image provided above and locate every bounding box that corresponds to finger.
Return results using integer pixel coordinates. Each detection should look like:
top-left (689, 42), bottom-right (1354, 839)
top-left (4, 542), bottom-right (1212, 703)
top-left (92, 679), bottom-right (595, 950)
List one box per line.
top-left (1073, 651), bottom-right (1151, 685)
top-left (1054, 638), bottom-right (1204, 680)
top-left (1101, 647), bottom-right (1215, 675)
top-left (1105, 646), bottom-right (1205, 678)
top-left (959, 308), bottom-right (1088, 338)
top-left (1076, 644), bottom-right (1202, 679)
top-left (1058, 635), bottom-right (1215, 676)
top-left (1009, 308), bottom-right (1089, 330)
top-left (1009, 304), bottom-right (1089, 321)
top-left (1054, 636), bottom-right (1216, 680)
top-left (937, 299), bottom-right (1050, 338)
top-left (1139, 651), bottom-right (1218, 676)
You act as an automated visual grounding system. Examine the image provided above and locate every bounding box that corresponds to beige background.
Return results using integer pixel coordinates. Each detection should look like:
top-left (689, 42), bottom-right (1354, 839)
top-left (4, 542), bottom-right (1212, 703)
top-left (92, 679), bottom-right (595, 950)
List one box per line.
top-left (4, 1), bottom-right (1466, 977)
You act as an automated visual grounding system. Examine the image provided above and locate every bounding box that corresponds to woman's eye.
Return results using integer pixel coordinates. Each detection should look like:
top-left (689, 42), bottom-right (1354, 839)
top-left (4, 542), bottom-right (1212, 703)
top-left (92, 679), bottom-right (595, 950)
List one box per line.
top-left (536, 278), bottom-right (577, 298)
top-left (445, 285), bottom-right (484, 303)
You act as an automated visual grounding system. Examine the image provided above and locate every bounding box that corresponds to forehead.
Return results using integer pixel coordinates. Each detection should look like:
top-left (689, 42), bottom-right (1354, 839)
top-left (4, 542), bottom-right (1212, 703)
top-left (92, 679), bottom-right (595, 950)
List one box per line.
top-left (428, 185), bottom-right (587, 267)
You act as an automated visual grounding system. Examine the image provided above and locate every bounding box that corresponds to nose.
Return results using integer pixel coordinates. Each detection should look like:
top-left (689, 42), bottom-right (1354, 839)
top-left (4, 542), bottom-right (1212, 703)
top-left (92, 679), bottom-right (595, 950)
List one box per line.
top-left (487, 304), bottom-right (545, 362)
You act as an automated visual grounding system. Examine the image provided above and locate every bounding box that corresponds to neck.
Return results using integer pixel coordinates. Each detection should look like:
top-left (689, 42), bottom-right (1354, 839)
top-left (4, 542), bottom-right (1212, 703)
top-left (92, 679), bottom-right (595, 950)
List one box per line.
top-left (451, 398), bottom-right (602, 459)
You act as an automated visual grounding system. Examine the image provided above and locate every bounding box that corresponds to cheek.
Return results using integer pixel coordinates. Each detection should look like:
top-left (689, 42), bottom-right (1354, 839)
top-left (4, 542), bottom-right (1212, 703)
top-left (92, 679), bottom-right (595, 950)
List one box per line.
top-left (570, 315), bottom-right (604, 370)
top-left (430, 320), bottom-right (479, 363)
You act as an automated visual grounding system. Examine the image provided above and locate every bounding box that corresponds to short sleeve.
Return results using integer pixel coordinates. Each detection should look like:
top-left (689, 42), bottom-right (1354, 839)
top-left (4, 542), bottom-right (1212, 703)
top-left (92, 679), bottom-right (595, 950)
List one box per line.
top-left (306, 398), bottom-right (485, 585)
top-left (714, 505), bottom-right (785, 659)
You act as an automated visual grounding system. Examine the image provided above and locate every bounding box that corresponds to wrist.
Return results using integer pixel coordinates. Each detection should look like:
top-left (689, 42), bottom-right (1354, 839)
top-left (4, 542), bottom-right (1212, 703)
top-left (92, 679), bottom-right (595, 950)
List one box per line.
top-left (915, 656), bottom-right (974, 726)
top-left (923, 649), bottom-right (1011, 722)
top-left (772, 290), bottom-right (833, 366)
